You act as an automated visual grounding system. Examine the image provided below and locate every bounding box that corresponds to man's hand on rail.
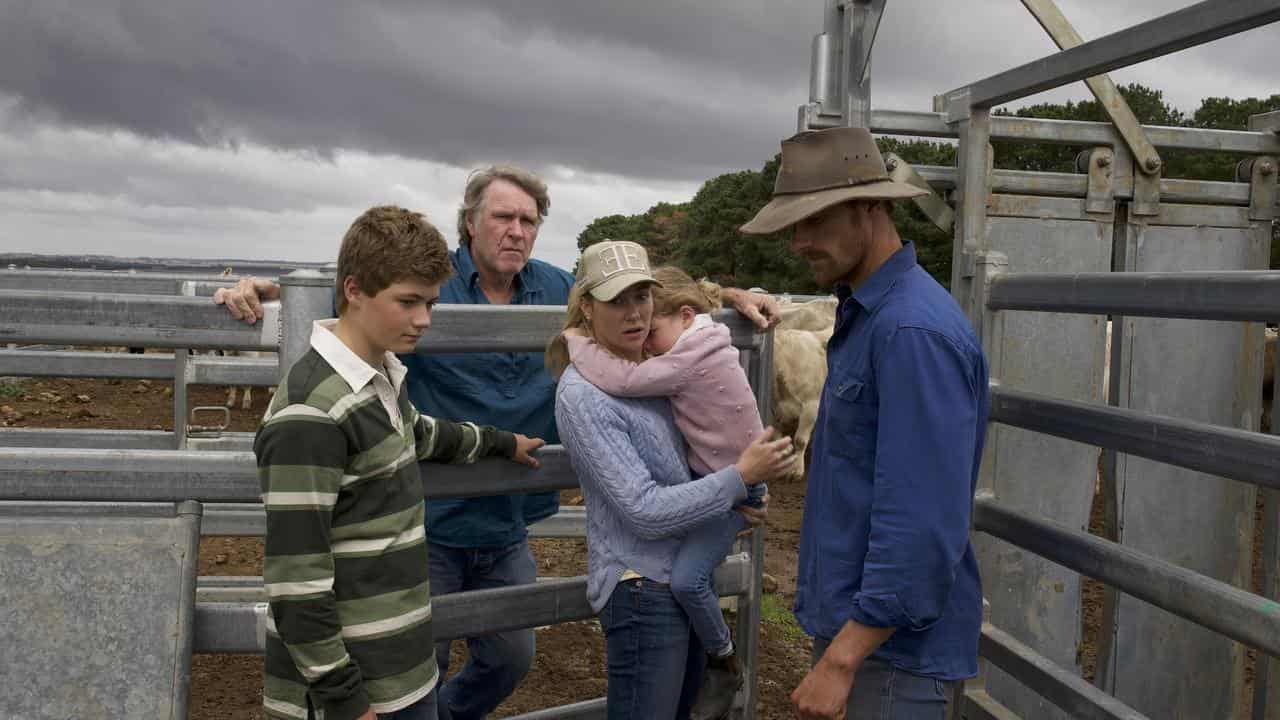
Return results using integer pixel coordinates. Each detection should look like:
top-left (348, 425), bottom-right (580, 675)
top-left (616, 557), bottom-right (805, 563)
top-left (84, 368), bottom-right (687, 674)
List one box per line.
top-left (720, 286), bottom-right (782, 330)
top-left (213, 276), bottom-right (281, 325)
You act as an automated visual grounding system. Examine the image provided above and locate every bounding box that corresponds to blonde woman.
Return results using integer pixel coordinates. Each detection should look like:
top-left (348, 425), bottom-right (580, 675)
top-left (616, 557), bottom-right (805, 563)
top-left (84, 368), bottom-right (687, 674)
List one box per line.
top-left (549, 240), bottom-right (792, 719)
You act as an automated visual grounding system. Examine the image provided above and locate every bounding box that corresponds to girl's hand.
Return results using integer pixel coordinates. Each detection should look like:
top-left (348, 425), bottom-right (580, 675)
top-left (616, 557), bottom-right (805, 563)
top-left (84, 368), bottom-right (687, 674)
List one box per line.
top-left (734, 428), bottom-right (794, 486)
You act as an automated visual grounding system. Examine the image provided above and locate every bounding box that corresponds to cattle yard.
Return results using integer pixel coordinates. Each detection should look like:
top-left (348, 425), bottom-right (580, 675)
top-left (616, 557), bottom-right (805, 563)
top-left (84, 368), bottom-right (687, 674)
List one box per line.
top-left (0, 369), bottom-right (815, 719)
top-left (4, 1), bottom-right (1280, 719)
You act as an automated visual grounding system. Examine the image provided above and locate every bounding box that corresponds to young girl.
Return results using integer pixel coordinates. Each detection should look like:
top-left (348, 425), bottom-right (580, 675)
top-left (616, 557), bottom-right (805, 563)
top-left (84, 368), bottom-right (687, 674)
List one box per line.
top-left (564, 265), bottom-right (771, 719)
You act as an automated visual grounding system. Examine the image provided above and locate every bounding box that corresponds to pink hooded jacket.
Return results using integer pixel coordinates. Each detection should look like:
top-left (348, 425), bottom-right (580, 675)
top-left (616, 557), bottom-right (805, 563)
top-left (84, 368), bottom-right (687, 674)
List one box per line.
top-left (566, 314), bottom-right (764, 476)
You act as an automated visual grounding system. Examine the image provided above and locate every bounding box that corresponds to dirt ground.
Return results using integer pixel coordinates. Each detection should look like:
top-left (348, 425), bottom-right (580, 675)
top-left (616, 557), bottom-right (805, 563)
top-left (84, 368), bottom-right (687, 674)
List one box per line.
top-left (1, 371), bottom-right (1269, 718)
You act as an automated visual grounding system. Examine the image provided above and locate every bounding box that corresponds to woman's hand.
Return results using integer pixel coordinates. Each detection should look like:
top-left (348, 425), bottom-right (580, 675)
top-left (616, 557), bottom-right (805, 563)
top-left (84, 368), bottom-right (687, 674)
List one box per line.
top-left (734, 428), bottom-right (794, 486)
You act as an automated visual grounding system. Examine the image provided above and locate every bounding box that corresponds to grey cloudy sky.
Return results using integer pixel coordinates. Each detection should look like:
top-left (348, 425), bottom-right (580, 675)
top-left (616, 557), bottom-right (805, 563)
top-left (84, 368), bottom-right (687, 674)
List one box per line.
top-left (0, 0), bottom-right (1275, 271)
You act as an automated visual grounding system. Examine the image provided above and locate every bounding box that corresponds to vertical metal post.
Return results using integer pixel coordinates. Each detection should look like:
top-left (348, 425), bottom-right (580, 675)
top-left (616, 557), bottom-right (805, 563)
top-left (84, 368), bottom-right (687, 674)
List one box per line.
top-left (173, 281), bottom-right (196, 450)
top-left (277, 270), bottom-right (333, 379)
top-left (733, 329), bottom-right (773, 720)
top-left (1094, 203), bottom-right (1130, 695)
top-left (173, 349), bottom-right (189, 450)
top-left (951, 109), bottom-right (993, 324)
top-left (173, 500), bottom-right (203, 718)
top-left (841, 0), bottom-right (886, 129)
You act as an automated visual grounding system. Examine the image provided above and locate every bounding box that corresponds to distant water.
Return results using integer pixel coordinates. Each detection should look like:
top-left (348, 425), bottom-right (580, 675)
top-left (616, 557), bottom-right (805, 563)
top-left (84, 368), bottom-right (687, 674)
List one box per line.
top-left (0, 252), bottom-right (333, 276)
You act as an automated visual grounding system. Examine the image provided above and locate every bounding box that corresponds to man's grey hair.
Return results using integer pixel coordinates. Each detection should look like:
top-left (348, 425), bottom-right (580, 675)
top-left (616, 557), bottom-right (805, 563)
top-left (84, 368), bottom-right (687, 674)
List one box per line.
top-left (457, 165), bottom-right (551, 246)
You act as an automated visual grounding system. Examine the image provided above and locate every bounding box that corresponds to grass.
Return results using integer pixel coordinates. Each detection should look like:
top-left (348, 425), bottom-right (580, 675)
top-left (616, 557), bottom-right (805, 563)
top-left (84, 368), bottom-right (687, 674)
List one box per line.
top-left (760, 593), bottom-right (807, 643)
top-left (0, 380), bottom-right (25, 400)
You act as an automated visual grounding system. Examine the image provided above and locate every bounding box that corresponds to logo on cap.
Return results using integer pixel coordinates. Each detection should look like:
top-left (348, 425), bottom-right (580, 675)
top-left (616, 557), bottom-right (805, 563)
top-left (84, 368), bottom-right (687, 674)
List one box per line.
top-left (597, 243), bottom-right (649, 278)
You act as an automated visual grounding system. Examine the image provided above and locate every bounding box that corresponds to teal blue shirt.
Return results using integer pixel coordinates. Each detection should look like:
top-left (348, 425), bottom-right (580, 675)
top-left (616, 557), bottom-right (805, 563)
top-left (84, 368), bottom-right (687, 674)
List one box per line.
top-left (400, 245), bottom-right (575, 548)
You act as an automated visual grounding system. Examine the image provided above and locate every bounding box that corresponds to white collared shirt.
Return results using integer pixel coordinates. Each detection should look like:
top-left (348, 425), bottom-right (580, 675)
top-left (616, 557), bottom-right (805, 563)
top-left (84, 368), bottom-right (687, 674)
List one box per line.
top-left (309, 319), bottom-right (410, 431)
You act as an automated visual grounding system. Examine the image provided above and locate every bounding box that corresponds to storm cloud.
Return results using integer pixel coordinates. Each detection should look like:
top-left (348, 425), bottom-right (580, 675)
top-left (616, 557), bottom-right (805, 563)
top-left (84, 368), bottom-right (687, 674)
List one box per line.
top-left (0, 0), bottom-right (1274, 263)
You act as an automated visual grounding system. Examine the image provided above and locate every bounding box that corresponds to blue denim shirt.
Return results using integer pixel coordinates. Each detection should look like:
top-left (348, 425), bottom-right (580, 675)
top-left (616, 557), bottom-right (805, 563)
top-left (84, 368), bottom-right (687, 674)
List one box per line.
top-left (794, 242), bottom-right (988, 681)
top-left (400, 245), bottom-right (575, 548)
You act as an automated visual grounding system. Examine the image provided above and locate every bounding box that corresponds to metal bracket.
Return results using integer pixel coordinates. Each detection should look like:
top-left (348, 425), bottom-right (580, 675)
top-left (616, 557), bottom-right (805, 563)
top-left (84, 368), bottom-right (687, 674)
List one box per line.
top-left (885, 152), bottom-right (954, 232)
top-left (188, 405), bottom-right (230, 438)
top-left (799, 0), bottom-right (886, 130)
top-left (1131, 161), bottom-right (1162, 217)
top-left (970, 250), bottom-right (1009, 353)
top-left (1241, 156), bottom-right (1278, 221)
top-left (934, 88), bottom-right (973, 124)
top-left (1021, 0), bottom-right (1163, 176)
top-left (1081, 147), bottom-right (1117, 216)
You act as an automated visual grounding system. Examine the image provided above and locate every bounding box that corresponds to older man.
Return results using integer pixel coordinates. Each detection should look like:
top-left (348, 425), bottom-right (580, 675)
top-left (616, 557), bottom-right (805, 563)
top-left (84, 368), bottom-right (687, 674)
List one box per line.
top-left (216, 164), bottom-right (780, 720)
top-left (741, 128), bottom-right (989, 720)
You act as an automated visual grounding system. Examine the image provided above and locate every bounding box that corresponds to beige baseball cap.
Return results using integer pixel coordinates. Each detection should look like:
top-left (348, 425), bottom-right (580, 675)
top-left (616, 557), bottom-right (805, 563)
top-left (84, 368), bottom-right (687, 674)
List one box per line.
top-left (578, 240), bottom-right (662, 301)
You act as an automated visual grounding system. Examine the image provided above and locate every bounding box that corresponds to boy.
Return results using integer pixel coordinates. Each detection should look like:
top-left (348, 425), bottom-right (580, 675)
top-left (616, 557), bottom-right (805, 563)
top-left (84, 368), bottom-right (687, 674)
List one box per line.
top-left (256, 205), bottom-right (544, 720)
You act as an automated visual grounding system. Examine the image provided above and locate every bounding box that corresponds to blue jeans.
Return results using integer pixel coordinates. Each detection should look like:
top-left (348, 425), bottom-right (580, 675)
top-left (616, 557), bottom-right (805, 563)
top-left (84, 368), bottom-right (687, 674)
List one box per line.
top-left (599, 578), bottom-right (707, 720)
top-left (669, 511), bottom-right (748, 657)
top-left (379, 691), bottom-right (439, 720)
top-left (812, 639), bottom-right (955, 720)
top-left (430, 539), bottom-right (537, 720)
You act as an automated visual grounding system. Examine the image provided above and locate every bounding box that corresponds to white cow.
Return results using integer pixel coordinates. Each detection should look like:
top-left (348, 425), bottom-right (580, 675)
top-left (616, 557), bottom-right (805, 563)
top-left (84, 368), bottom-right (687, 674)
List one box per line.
top-left (770, 297), bottom-right (837, 481)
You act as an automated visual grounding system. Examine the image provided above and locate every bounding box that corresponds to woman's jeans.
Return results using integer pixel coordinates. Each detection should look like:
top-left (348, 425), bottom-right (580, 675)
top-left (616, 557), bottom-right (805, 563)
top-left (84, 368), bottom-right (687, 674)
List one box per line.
top-left (598, 578), bottom-right (707, 720)
top-left (668, 511), bottom-right (748, 657)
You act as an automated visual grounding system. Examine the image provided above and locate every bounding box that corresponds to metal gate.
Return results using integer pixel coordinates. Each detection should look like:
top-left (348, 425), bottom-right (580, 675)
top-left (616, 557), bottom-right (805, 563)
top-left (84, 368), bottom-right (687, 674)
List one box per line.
top-left (801, 1), bottom-right (1280, 718)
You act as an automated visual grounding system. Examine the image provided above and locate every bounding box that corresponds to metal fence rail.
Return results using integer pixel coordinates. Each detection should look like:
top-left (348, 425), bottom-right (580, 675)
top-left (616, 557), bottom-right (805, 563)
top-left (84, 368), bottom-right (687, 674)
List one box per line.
top-left (909, 165), bottom-right (1270, 208)
top-left (938, 0), bottom-right (1280, 111)
top-left (986, 271), bottom-right (1280, 321)
top-left (973, 494), bottom-right (1280, 657)
top-left (0, 268), bottom-right (244, 295)
top-left (1, 290), bottom-right (764, 354)
top-left (192, 555), bottom-right (751, 653)
top-left (978, 623), bottom-right (1149, 720)
top-left (0, 289), bottom-right (279, 350)
top-left (853, 111), bottom-right (1280, 156)
top-left (0, 428), bottom-right (256, 451)
top-left (989, 386), bottom-right (1280, 490)
top-left (0, 348), bottom-right (277, 384)
top-left (0, 446), bottom-right (580, 502)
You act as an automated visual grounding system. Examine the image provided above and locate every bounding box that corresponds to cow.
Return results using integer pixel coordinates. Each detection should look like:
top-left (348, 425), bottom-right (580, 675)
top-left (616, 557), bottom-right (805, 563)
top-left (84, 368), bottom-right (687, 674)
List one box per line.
top-left (769, 297), bottom-right (837, 481)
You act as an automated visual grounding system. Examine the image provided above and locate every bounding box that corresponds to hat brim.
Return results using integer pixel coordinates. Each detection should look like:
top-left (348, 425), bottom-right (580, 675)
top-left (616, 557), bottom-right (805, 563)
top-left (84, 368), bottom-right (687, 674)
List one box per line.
top-left (739, 180), bottom-right (929, 235)
top-left (588, 274), bottom-right (662, 302)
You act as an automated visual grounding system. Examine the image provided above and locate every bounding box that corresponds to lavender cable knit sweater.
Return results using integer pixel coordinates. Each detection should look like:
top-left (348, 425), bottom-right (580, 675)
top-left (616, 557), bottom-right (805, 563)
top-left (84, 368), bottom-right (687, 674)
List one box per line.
top-left (555, 366), bottom-right (748, 612)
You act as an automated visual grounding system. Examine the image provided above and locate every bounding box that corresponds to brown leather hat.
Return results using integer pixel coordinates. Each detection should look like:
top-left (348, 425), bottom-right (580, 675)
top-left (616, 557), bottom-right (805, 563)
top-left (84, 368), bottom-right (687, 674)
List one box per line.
top-left (740, 127), bottom-right (927, 235)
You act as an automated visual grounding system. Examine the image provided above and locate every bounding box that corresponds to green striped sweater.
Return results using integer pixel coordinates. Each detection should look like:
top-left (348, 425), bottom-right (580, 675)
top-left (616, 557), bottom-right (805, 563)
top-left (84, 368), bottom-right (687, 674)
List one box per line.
top-left (256, 345), bottom-right (515, 720)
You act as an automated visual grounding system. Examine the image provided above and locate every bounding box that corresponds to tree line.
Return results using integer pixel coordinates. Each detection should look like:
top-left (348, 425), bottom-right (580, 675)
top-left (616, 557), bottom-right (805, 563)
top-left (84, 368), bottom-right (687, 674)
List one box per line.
top-left (576, 85), bottom-right (1279, 292)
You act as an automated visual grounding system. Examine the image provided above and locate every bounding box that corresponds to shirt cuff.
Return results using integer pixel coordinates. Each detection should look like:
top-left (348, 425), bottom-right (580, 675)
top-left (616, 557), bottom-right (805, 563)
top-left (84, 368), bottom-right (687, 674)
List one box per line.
top-left (715, 465), bottom-right (749, 505)
top-left (847, 591), bottom-right (914, 631)
top-left (491, 430), bottom-right (518, 459)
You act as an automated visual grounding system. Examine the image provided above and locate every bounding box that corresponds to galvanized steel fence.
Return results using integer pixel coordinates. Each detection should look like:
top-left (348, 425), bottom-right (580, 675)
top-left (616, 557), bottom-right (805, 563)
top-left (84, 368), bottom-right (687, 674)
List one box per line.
top-left (800, 0), bottom-right (1279, 718)
top-left (0, 271), bottom-right (775, 720)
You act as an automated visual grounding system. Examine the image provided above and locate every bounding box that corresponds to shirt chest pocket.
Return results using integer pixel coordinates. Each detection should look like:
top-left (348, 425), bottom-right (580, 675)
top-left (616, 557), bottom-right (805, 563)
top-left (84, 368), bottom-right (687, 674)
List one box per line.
top-left (823, 376), bottom-right (878, 458)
